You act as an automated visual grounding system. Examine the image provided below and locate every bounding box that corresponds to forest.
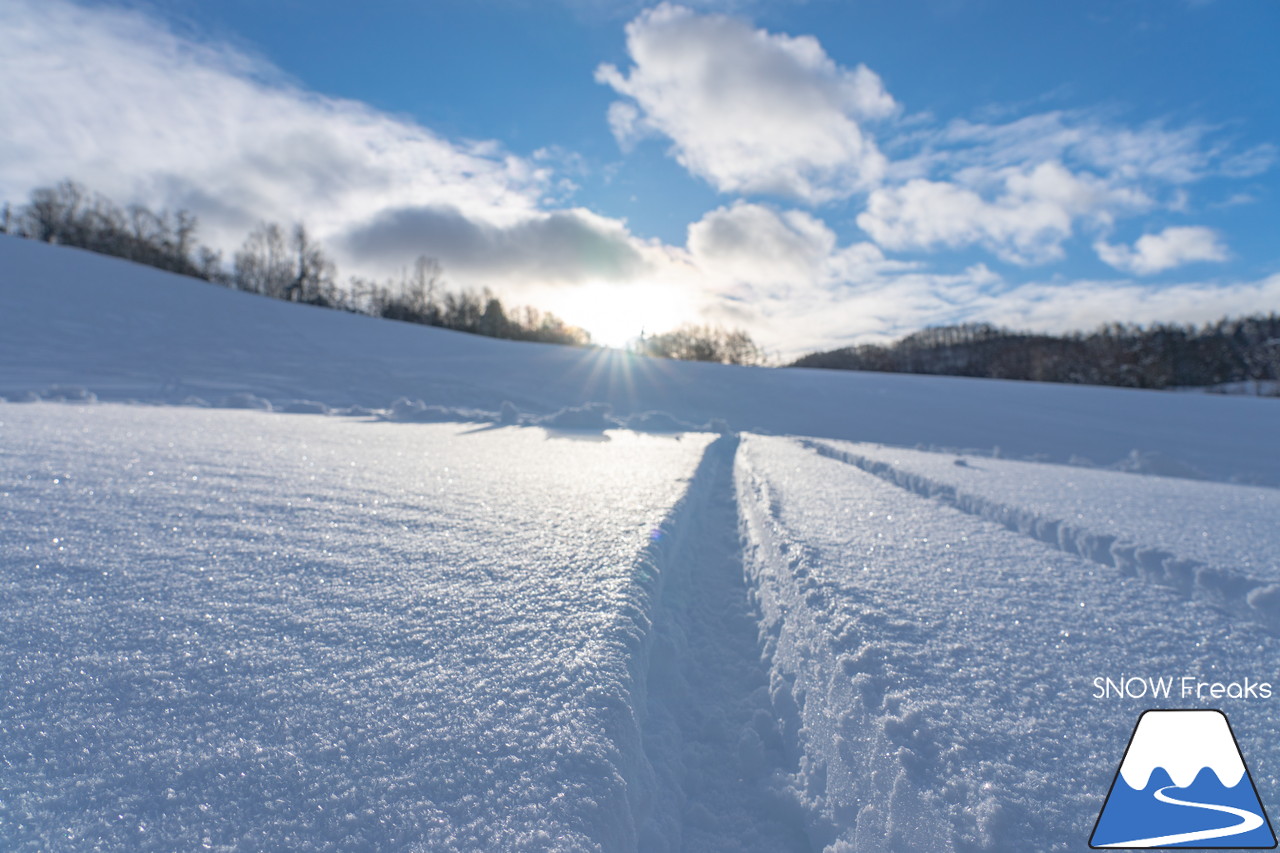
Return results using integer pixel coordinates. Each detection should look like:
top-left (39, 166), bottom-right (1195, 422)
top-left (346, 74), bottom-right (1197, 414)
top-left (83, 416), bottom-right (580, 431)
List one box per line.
top-left (792, 319), bottom-right (1280, 392)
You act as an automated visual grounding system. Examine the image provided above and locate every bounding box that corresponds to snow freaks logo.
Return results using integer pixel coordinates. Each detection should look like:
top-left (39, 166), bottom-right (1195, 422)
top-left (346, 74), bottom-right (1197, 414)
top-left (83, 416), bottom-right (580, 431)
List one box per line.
top-left (1090, 710), bottom-right (1276, 849)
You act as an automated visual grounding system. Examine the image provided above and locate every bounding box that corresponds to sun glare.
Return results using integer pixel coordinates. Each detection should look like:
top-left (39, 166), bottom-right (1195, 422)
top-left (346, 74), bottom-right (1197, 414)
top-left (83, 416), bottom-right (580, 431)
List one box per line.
top-left (543, 282), bottom-right (698, 349)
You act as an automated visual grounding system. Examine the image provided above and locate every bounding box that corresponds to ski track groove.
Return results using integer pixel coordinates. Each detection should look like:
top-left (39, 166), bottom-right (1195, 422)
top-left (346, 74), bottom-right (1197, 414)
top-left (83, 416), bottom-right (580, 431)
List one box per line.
top-left (635, 433), bottom-right (811, 852)
top-left (799, 439), bottom-right (1280, 632)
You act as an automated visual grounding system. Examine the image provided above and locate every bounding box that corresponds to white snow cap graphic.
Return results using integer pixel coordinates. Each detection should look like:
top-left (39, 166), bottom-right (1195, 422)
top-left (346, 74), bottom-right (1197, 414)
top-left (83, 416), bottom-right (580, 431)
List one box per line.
top-left (1119, 710), bottom-right (1247, 790)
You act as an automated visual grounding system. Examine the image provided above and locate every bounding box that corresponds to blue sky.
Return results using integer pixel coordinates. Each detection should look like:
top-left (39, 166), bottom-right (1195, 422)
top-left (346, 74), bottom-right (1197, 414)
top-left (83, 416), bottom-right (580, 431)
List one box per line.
top-left (2, 0), bottom-right (1277, 354)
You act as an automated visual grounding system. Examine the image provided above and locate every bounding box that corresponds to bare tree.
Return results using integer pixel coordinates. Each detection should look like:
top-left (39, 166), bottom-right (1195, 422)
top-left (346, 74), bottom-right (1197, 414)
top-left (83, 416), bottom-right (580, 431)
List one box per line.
top-left (233, 222), bottom-right (291, 297)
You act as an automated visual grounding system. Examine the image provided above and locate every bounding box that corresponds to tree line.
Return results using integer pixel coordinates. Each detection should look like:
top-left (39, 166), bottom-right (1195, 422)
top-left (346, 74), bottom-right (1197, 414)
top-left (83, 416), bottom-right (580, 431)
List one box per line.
top-left (632, 323), bottom-right (766, 366)
top-left (1, 180), bottom-right (591, 347)
top-left (17, 179), bottom-right (1266, 388)
top-left (791, 319), bottom-right (1280, 392)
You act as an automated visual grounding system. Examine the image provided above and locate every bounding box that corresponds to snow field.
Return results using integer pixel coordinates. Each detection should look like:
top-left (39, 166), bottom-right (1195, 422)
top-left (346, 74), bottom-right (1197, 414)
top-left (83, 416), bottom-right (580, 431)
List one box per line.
top-left (804, 440), bottom-right (1280, 628)
top-left (734, 435), bottom-right (1280, 852)
top-left (0, 403), bottom-right (712, 851)
top-left (6, 237), bottom-right (1280, 851)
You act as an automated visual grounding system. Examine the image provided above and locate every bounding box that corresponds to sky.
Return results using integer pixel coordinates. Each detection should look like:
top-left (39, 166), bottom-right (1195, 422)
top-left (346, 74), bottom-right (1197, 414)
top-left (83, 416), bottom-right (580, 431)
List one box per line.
top-left (2, 0), bottom-right (1278, 356)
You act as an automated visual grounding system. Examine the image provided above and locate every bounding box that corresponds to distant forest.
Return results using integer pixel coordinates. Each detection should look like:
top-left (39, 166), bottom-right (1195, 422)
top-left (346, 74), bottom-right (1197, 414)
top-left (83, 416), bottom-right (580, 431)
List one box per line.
top-left (792, 319), bottom-right (1280, 393)
top-left (1, 180), bottom-right (592, 347)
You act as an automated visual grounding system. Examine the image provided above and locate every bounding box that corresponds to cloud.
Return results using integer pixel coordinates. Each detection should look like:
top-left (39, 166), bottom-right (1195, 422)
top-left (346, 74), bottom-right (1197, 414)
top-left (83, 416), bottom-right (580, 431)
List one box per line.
top-left (864, 109), bottom-right (1271, 266)
top-left (341, 205), bottom-right (649, 284)
top-left (596, 3), bottom-right (895, 202)
top-left (897, 111), bottom-right (1272, 187)
top-left (680, 202), bottom-right (1270, 359)
top-left (688, 201), bottom-right (838, 285)
top-left (0, 0), bottom-right (549, 253)
top-left (683, 202), bottom-right (995, 355)
top-left (1094, 226), bottom-right (1229, 275)
top-left (857, 161), bottom-right (1151, 265)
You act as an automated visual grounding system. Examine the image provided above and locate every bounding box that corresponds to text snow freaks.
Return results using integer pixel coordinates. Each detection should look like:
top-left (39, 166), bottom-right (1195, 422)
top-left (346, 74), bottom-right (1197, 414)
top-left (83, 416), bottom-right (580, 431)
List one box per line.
top-left (1092, 675), bottom-right (1273, 700)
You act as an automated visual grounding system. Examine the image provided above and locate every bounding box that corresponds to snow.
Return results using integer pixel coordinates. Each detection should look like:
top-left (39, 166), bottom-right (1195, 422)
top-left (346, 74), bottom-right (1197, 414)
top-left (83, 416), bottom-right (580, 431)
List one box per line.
top-left (4, 236), bottom-right (1280, 851)
top-left (803, 439), bottom-right (1280, 626)
top-left (0, 404), bottom-right (711, 851)
top-left (735, 436), bottom-right (1280, 852)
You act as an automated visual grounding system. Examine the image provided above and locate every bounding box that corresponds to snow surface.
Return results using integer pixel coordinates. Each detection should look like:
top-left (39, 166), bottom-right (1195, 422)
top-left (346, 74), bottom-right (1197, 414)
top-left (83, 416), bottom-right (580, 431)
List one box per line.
top-left (4, 237), bottom-right (1280, 852)
top-left (0, 404), bottom-right (711, 850)
top-left (803, 440), bottom-right (1280, 629)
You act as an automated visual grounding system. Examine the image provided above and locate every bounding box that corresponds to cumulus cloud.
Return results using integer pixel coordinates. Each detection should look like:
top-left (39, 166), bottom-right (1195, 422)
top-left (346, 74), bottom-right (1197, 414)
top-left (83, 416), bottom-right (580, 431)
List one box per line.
top-left (857, 161), bottom-right (1151, 265)
top-left (864, 108), bottom-right (1272, 267)
top-left (1094, 226), bottom-right (1229, 275)
top-left (681, 202), bottom-right (1269, 359)
top-left (688, 202), bottom-right (838, 285)
top-left (687, 201), bottom-right (911, 306)
top-left (596, 3), bottom-right (895, 202)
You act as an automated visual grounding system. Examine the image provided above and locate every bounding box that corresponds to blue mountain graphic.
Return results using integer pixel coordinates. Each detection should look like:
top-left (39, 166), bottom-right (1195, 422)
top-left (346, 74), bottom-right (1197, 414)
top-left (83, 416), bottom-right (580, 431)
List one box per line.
top-left (1092, 766), bottom-right (1276, 848)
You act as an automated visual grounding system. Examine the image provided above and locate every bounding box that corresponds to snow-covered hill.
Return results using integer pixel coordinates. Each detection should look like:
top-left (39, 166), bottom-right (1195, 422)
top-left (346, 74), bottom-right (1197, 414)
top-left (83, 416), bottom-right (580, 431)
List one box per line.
top-left (3, 235), bottom-right (1278, 484)
top-left (3, 237), bottom-right (1279, 852)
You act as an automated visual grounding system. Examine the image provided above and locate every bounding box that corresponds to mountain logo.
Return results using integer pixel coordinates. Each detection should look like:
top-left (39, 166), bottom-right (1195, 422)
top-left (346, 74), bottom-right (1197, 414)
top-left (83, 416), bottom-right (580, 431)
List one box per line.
top-left (1091, 710), bottom-right (1276, 849)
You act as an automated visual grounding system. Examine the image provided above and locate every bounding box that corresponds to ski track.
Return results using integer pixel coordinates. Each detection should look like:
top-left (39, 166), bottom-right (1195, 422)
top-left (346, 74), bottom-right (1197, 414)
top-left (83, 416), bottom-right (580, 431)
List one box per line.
top-left (636, 434), bottom-right (810, 852)
top-left (802, 439), bottom-right (1280, 631)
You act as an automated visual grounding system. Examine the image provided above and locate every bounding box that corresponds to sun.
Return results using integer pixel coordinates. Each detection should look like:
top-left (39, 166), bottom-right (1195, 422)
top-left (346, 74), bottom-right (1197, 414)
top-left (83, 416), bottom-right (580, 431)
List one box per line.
top-left (540, 281), bottom-right (699, 349)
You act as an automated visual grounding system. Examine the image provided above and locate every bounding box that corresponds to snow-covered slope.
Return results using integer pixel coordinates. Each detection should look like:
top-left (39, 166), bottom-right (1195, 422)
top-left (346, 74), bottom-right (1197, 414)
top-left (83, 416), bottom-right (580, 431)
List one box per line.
top-left (0, 404), bottom-right (713, 851)
top-left (3, 235), bottom-right (1278, 484)
top-left (4, 237), bottom-right (1280, 852)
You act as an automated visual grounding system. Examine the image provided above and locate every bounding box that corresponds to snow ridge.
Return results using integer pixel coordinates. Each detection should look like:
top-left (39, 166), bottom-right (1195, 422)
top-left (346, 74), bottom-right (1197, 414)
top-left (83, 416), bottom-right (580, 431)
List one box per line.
top-left (734, 439), bottom-right (960, 852)
top-left (802, 440), bottom-right (1280, 630)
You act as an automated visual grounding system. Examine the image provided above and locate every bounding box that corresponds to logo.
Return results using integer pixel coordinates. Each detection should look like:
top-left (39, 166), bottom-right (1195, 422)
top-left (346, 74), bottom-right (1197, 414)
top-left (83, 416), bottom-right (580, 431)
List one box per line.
top-left (1091, 710), bottom-right (1276, 848)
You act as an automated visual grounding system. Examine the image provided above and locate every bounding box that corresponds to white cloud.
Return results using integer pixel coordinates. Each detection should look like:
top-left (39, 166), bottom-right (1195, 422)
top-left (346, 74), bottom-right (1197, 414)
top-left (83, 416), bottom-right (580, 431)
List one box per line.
top-left (596, 3), bottom-right (895, 202)
top-left (867, 109), bottom-right (1271, 267)
top-left (857, 161), bottom-right (1151, 265)
top-left (688, 201), bottom-right (838, 285)
top-left (1094, 226), bottom-right (1228, 275)
top-left (899, 111), bottom-right (1265, 187)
